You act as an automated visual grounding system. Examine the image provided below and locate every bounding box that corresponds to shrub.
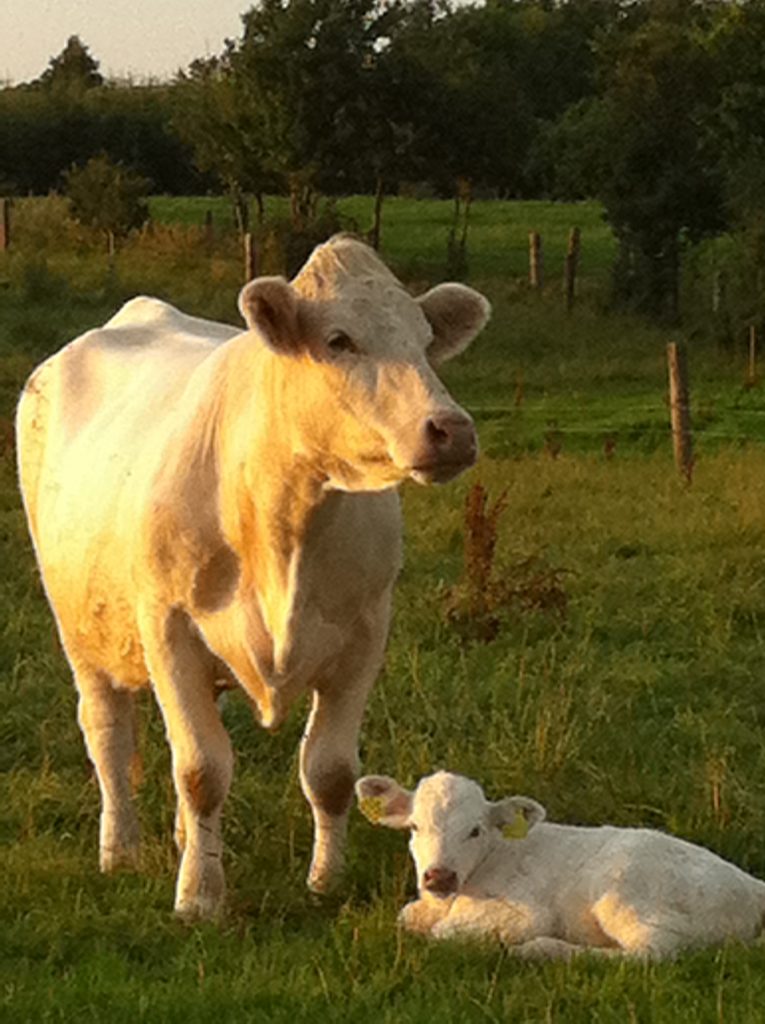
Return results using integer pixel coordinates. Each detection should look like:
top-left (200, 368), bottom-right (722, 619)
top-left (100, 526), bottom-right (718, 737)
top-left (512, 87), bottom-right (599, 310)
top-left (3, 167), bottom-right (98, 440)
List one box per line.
top-left (255, 200), bottom-right (349, 278)
top-left (10, 194), bottom-right (85, 254)
top-left (63, 154), bottom-right (150, 252)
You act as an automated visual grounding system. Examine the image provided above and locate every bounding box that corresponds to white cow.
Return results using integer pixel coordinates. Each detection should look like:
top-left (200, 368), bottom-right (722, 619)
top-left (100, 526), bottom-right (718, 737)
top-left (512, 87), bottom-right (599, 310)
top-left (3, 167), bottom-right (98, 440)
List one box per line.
top-left (16, 235), bottom-right (490, 919)
top-left (356, 771), bottom-right (765, 959)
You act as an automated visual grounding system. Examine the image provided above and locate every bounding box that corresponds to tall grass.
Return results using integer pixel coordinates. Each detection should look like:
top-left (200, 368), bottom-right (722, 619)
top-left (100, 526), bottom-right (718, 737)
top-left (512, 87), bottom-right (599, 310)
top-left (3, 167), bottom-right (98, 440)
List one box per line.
top-left (2, 197), bottom-right (765, 1021)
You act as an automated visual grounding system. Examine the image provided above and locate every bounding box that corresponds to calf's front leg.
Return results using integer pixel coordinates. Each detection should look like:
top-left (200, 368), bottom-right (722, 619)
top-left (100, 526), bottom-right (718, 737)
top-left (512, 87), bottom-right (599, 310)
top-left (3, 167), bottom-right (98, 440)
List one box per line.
top-left (398, 896), bottom-right (452, 935)
top-left (429, 897), bottom-right (618, 960)
top-left (430, 895), bottom-right (542, 946)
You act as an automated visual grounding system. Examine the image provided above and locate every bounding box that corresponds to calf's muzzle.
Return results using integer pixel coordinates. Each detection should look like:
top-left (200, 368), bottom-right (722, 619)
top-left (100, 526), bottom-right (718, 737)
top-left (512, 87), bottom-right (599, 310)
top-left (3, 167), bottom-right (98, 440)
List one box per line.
top-left (422, 866), bottom-right (458, 897)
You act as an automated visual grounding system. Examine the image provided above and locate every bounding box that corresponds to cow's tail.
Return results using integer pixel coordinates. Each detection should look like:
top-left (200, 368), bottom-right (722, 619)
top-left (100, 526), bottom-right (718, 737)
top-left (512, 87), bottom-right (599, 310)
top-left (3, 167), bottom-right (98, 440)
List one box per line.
top-left (758, 878), bottom-right (765, 934)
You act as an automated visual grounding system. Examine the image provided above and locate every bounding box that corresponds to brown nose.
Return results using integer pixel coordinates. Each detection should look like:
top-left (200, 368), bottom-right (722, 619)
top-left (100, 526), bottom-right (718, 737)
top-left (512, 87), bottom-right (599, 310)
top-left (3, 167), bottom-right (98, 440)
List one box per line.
top-left (421, 412), bottom-right (477, 475)
top-left (422, 867), bottom-right (458, 896)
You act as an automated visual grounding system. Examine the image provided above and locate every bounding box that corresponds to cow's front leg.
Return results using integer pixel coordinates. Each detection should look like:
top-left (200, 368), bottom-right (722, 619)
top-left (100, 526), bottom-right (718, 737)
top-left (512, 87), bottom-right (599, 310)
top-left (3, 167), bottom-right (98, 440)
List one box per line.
top-left (300, 605), bottom-right (390, 893)
top-left (140, 606), bottom-right (233, 919)
top-left (300, 679), bottom-right (371, 892)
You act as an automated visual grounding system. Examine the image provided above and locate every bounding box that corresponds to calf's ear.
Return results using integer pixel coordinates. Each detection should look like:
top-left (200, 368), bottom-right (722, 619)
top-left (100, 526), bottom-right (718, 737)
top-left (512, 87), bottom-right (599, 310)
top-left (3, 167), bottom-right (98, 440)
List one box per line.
top-left (417, 283), bottom-right (491, 366)
top-left (355, 775), bottom-right (414, 829)
top-left (238, 276), bottom-right (305, 354)
top-left (488, 796), bottom-right (546, 839)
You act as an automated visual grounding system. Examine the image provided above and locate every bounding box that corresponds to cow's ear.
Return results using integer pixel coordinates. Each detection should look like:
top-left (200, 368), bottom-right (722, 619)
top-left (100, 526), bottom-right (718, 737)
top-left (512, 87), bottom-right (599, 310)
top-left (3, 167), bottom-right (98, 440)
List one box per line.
top-left (356, 775), bottom-right (413, 829)
top-left (418, 283), bottom-right (491, 366)
top-left (238, 277), bottom-right (304, 354)
top-left (488, 795), bottom-right (546, 839)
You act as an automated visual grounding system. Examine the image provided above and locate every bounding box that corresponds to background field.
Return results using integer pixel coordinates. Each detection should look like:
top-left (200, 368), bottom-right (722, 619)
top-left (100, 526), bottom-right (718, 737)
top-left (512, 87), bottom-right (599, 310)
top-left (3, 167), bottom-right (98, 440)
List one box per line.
top-left (3, 198), bottom-right (765, 1022)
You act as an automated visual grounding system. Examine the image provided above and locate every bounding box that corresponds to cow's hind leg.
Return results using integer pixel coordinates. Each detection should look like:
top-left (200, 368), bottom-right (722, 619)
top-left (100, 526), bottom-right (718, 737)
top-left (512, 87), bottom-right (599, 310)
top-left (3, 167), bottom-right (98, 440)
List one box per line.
top-left (75, 664), bottom-right (140, 872)
top-left (140, 607), bottom-right (233, 919)
top-left (592, 892), bottom-right (687, 959)
top-left (300, 599), bottom-right (390, 893)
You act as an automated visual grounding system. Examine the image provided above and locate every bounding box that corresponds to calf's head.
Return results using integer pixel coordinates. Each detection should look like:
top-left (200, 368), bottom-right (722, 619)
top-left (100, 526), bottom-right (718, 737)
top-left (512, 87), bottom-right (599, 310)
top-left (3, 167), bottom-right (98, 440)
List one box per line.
top-left (238, 235), bottom-right (490, 491)
top-left (356, 771), bottom-right (545, 898)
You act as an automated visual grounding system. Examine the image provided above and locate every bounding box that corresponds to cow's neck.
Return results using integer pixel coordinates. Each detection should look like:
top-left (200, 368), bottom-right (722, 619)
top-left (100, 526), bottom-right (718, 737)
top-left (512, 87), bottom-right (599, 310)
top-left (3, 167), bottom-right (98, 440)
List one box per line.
top-left (240, 459), bottom-right (327, 666)
top-left (215, 341), bottom-right (330, 676)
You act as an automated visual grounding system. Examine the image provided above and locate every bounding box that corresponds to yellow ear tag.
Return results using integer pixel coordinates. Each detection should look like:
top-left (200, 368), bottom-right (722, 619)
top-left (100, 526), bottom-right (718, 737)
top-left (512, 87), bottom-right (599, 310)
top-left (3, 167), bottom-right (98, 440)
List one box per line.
top-left (502, 815), bottom-right (529, 840)
top-left (359, 796), bottom-right (385, 824)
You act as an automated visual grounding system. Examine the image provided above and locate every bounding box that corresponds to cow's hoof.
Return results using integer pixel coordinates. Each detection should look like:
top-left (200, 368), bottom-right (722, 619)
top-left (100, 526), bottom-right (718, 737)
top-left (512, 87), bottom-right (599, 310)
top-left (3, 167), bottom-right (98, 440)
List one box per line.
top-left (174, 894), bottom-right (225, 923)
top-left (174, 857), bottom-right (226, 921)
top-left (306, 870), bottom-right (342, 896)
top-left (99, 844), bottom-right (140, 873)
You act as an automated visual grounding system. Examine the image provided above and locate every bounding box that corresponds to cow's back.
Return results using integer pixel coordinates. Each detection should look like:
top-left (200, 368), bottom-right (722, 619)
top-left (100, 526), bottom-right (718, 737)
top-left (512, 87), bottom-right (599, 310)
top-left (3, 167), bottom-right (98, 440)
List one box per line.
top-left (18, 297), bottom-right (237, 520)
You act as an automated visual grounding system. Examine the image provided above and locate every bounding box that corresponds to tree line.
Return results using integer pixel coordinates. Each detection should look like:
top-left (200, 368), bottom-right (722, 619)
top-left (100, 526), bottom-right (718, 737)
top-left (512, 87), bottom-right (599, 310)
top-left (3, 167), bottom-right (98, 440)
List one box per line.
top-left (3, 0), bottom-right (765, 317)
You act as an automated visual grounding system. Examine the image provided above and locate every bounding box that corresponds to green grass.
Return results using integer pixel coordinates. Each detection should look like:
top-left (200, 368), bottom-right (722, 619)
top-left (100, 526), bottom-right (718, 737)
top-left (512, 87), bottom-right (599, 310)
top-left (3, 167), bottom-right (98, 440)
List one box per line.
top-left (3, 197), bottom-right (765, 1021)
top-left (148, 193), bottom-right (617, 285)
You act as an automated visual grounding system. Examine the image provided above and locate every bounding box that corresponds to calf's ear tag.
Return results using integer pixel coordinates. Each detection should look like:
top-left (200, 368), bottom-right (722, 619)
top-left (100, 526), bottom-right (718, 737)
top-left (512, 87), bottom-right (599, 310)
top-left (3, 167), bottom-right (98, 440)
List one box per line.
top-left (502, 814), bottom-right (529, 840)
top-left (359, 796), bottom-right (385, 824)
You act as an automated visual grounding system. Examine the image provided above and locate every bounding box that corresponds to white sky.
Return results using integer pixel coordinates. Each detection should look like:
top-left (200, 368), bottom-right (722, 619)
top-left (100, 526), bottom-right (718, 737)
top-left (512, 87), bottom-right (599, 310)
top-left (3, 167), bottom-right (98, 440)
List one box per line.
top-left (0, 0), bottom-right (253, 85)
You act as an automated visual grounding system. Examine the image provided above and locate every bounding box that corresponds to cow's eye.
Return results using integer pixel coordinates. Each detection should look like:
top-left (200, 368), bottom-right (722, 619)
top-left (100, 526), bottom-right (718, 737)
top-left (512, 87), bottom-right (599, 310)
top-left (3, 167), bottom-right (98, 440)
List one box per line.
top-left (468, 826), bottom-right (481, 839)
top-left (327, 331), bottom-right (358, 355)
top-left (410, 823), bottom-right (419, 833)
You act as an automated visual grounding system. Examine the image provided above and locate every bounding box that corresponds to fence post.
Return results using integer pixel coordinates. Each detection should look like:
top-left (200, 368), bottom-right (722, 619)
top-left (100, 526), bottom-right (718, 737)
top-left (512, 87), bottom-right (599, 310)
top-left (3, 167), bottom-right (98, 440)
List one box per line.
top-left (529, 231), bottom-right (543, 289)
top-left (712, 269), bottom-right (726, 314)
top-left (667, 342), bottom-right (693, 483)
top-left (514, 369), bottom-right (524, 408)
top-left (564, 226), bottom-right (580, 312)
top-left (748, 325), bottom-right (758, 387)
top-left (204, 209), bottom-right (214, 249)
top-left (244, 232), bottom-right (258, 282)
top-left (0, 198), bottom-right (9, 252)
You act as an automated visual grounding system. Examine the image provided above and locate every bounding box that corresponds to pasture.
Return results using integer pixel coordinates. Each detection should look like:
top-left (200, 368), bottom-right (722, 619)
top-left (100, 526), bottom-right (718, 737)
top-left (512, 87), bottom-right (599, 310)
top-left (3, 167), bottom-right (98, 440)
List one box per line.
top-left (2, 197), bottom-right (765, 1021)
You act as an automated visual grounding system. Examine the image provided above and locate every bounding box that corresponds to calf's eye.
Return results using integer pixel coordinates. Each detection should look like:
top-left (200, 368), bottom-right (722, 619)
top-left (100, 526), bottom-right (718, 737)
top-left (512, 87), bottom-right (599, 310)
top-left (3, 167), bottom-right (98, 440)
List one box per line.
top-left (327, 331), bottom-right (358, 355)
top-left (469, 826), bottom-right (481, 839)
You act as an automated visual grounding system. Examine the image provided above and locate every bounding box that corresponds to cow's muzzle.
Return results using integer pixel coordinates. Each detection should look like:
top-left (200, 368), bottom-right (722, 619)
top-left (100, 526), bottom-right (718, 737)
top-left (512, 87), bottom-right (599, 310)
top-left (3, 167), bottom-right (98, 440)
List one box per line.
top-left (411, 411), bottom-right (478, 484)
top-left (422, 866), bottom-right (459, 897)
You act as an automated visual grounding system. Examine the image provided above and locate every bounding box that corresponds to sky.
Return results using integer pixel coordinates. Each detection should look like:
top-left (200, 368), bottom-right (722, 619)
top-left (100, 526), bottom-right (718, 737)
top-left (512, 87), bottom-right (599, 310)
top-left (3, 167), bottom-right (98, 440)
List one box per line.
top-left (0, 0), bottom-right (253, 86)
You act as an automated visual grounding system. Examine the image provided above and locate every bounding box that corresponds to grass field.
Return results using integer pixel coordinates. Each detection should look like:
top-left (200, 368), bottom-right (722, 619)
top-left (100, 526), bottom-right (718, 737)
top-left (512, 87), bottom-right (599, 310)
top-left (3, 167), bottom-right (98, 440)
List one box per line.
top-left (3, 197), bottom-right (765, 1021)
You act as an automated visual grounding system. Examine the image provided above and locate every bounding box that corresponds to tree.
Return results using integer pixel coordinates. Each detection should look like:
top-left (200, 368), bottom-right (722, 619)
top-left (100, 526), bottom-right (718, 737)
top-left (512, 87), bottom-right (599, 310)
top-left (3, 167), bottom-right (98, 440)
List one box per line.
top-left (64, 154), bottom-right (150, 253)
top-left (173, 56), bottom-right (273, 232)
top-left (549, 1), bottom-right (725, 318)
top-left (38, 35), bottom-right (104, 95)
top-left (698, 0), bottom-right (765, 334)
top-left (230, 0), bottom-right (402, 230)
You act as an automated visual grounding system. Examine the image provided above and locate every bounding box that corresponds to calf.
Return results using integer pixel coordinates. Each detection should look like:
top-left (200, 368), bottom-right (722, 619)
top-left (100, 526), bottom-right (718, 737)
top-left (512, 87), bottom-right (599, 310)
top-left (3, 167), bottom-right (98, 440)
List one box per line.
top-left (357, 771), bottom-right (765, 959)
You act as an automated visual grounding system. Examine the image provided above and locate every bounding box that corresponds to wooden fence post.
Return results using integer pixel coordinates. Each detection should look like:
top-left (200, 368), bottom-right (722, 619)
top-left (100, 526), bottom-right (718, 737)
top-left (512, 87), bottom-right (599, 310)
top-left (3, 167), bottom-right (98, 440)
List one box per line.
top-left (748, 325), bottom-right (758, 387)
top-left (0, 198), bottom-right (9, 252)
top-left (244, 232), bottom-right (258, 281)
top-left (204, 209), bottom-right (214, 249)
top-left (514, 370), bottom-right (524, 408)
top-left (529, 231), bottom-right (543, 289)
top-left (712, 270), bottom-right (726, 314)
top-left (667, 342), bottom-right (693, 483)
top-left (564, 226), bottom-right (581, 312)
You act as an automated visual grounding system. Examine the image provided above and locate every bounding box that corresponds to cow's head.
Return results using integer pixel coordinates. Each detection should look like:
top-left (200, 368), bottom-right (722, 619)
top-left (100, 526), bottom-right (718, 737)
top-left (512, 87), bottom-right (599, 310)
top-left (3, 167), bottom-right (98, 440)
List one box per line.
top-left (237, 235), bottom-right (490, 491)
top-left (356, 771), bottom-right (545, 898)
